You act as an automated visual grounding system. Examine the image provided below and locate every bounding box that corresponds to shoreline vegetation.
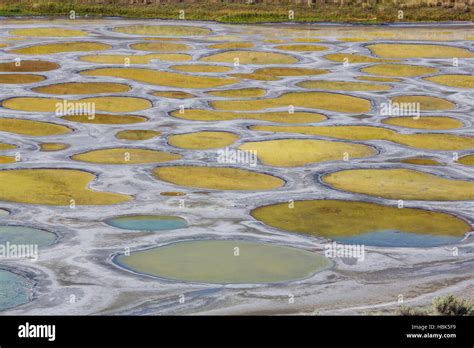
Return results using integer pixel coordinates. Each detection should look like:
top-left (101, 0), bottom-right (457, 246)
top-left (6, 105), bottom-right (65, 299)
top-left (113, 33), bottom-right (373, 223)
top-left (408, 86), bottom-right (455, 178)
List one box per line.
top-left (0, 0), bottom-right (472, 23)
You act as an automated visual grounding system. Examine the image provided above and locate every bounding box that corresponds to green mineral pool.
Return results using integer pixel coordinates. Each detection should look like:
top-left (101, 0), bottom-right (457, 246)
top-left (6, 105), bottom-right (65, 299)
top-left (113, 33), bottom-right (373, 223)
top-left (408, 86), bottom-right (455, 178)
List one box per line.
top-left (0, 226), bottom-right (56, 247)
top-left (114, 240), bottom-right (332, 284)
top-left (104, 215), bottom-right (188, 231)
top-left (0, 270), bottom-right (31, 311)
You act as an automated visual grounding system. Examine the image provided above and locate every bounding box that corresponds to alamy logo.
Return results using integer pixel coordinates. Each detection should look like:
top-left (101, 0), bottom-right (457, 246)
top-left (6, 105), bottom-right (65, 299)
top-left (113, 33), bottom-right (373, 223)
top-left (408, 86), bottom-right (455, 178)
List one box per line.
top-left (0, 242), bottom-right (38, 261)
top-left (55, 100), bottom-right (95, 119)
top-left (380, 100), bottom-right (420, 118)
top-left (324, 241), bottom-right (365, 261)
top-left (18, 322), bottom-right (56, 341)
top-left (217, 147), bottom-right (258, 167)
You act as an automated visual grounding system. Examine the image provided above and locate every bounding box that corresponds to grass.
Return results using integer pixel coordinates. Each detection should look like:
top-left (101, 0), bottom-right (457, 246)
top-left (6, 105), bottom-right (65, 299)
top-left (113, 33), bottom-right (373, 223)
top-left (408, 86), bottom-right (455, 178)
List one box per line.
top-left (459, 154), bottom-right (474, 166)
top-left (297, 80), bottom-right (391, 91)
top-left (2, 1), bottom-right (470, 23)
top-left (81, 67), bottom-right (237, 88)
top-left (32, 82), bottom-right (130, 94)
top-left (211, 91), bottom-right (372, 113)
top-left (152, 91), bottom-right (196, 99)
top-left (62, 114), bottom-right (147, 124)
top-left (361, 63), bottom-right (439, 77)
top-left (79, 53), bottom-right (192, 64)
top-left (206, 88), bottom-right (266, 98)
top-left (382, 116), bottom-right (463, 130)
top-left (9, 27), bottom-right (88, 36)
top-left (251, 125), bottom-right (474, 151)
top-left (399, 294), bottom-right (473, 316)
top-left (239, 138), bottom-right (376, 167)
top-left (72, 148), bottom-right (181, 164)
top-left (170, 109), bottom-right (327, 123)
top-left (200, 50), bottom-right (298, 65)
top-left (0, 117), bottom-right (71, 136)
top-left (0, 73), bottom-right (45, 84)
top-left (251, 199), bottom-right (470, 238)
top-left (115, 130), bottom-right (161, 141)
top-left (39, 142), bottom-right (70, 151)
top-left (153, 166), bottom-right (284, 190)
top-left (170, 64), bottom-right (232, 73)
top-left (0, 169), bottom-right (131, 205)
top-left (9, 42), bottom-right (111, 55)
top-left (400, 157), bottom-right (442, 166)
top-left (274, 44), bottom-right (328, 51)
top-left (253, 67), bottom-right (328, 77)
top-left (3, 96), bottom-right (152, 113)
top-left (0, 156), bottom-right (16, 164)
top-left (0, 60), bottom-right (59, 72)
top-left (367, 43), bottom-right (474, 58)
top-left (208, 42), bottom-right (254, 49)
top-left (425, 74), bottom-right (474, 88)
top-left (323, 168), bottom-right (474, 201)
top-left (324, 53), bottom-right (398, 64)
top-left (391, 95), bottom-right (455, 110)
top-left (168, 131), bottom-right (239, 150)
top-left (130, 42), bottom-right (191, 52)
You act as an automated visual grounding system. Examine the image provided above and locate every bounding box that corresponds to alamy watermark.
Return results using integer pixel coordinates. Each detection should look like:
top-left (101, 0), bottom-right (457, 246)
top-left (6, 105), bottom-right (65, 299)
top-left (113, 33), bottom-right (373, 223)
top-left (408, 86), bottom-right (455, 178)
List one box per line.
top-left (55, 100), bottom-right (96, 119)
top-left (0, 242), bottom-right (38, 261)
top-left (381, 100), bottom-right (420, 119)
top-left (324, 241), bottom-right (365, 261)
top-left (217, 147), bottom-right (258, 167)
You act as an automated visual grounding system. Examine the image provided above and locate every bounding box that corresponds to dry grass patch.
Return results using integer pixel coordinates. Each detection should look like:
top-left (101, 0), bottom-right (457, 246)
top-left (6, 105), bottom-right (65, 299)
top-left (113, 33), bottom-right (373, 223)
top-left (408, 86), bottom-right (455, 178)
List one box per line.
top-left (367, 44), bottom-right (474, 58)
top-left (168, 131), bottom-right (239, 149)
top-left (0, 74), bottom-right (45, 84)
top-left (251, 200), bottom-right (469, 238)
top-left (115, 130), bottom-right (160, 141)
top-left (79, 53), bottom-right (192, 64)
top-left (171, 109), bottom-right (327, 123)
top-left (3, 97), bottom-right (151, 113)
top-left (39, 143), bottom-right (70, 151)
top-left (62, 114), bottom-right (147, 124)
top-left (10, 28), bottom-right (88, 37)
top-left (239, 139), bottom-right (376, 167)
top-left (153, 166), bottom-right (284, 190)
top-left (0, 118), bottom-right (71, 136)
top-left (275, 44), bottom-right (327, 51)
top-left (382, 116), bottom-right (463, 130)
top-left (323, 168), bottom-right (474, 201)
top-left (361, 64), bottom-right (438, 77)
top-left (130, 42), bottom-right (190, 52)
top-left (113, 25), bottom-right (211, 36)
top-left (152, 91), bottom-right (196, 99)
top-left (210, 92), bottom-right (371, 114)
top-left (200, 50), bottom-right (297, 64)
top-left (0, 169), bottom-right (131, 205)
top-left (170, 64), bottom-right (232, 73)
top-left (391, 95), bottom-right (455, 111)
top-left (0, 60), bottom-right (59, 72)
top-left (208, 42), bottom-right (254, 49)
top-left (81, 68), bottom-right (237, 89)
top-left (250, 125), bottom-right (474, 151)
top-left (32, 82), bottom-right (130, 94)
top-left (206, 88), bottom-right (265, 98)
top-left (10, 42), bottom-right (111, 55)
top-left (298, 80), bottom-right (391, 91)
top-left (72, 148), bottom-right (181, 165)
top-left (425, 75), bottom-right (474, 89)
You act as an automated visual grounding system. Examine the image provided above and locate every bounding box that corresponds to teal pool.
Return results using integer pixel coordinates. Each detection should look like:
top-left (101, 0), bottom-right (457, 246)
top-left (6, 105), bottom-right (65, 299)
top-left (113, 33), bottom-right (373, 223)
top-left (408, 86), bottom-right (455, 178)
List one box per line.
top-left (0, 270), bottom-right (31, 311)
top-left (0, 226), bottom-right (57, 247)
top-left (104, 215), bottom-right (188, 231)
top-left (334, 230), bottom-right (463, 248)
